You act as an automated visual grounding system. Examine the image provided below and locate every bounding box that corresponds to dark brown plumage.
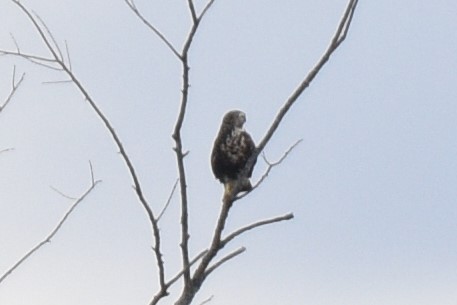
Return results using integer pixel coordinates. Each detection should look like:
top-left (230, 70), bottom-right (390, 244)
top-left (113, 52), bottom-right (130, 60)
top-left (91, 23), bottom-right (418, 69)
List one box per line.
top-left (211, 110), bottom-right (256, 194)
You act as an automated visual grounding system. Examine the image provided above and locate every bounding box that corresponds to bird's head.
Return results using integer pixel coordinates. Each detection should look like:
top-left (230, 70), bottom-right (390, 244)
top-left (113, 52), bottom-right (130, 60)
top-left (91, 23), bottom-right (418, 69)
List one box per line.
top-left (223, 110), bottom-right (246, 129)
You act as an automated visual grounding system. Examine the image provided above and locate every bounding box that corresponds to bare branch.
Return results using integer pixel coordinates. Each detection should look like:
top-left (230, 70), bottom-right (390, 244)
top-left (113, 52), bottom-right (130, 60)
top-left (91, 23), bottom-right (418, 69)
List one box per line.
top-left (235, 139), bottom-right (302, 201)
top-left (199, 295), bottom-right (214, 305)
top-left (11, 1), bottom-right (62, 63)
top-left (33, 11), bottom-right (64, 62)
top-left (0, 42), bottom-right (61, 70)
top-left (165, 250), bottom-right (208, 288)
top-left (263, 139), bottom-right (302, 167)
top-left (0, 49), bottom-right (56, 64)
top-left (0, 148), bottom-right (14, 154)
top-left (124, 0), bottom-right (181, 59)
top-left (205, 247), bottom-right (246, 277)
top-left (175, 202), bottom-right (293, 304)
top-left (245, 0), bottom-right (359, 177)
top-left (49, 186), bottom-right (78, 200)
top-left (199, 0), bottom-right (216, 21)
top-left (10, 33), bottom-right (20, 52)
top-left (157, 178), bottom-right (179, 222)
top-left (42, 79), bottom-right (73, 85)
top-left (173, 198), bottom-right (231, 305)
top-left (89, 160), bottom-right (95, 185)
top-left (149, 250), bottom-right (211, 305)
top-left (173, 6), bottom-right (207, 292)
top-left (172, 1), bottom-right (220, 294)
top-left (1, 66), bottom-right (25, 113)
top-left (0, 169), bottom-right (101, 285)
top-left (222, 213), bottom-right (294, 247)
top-left (63, 28), bottom-right (169, 299)
top-left (187, 0), bottom-right (198, 24)
top-left (65, 40), bottom-right (72, 72)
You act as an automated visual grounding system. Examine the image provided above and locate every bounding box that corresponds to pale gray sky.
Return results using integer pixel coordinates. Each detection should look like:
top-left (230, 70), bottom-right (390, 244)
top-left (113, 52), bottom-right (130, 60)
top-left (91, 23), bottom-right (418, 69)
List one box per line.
top-left (1, 0), bottom-right (457, 305)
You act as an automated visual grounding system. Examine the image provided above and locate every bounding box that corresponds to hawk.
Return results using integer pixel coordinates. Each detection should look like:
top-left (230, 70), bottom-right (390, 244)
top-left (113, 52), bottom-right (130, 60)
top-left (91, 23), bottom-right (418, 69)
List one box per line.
top-left (211, 110), bottom-right (257, 195)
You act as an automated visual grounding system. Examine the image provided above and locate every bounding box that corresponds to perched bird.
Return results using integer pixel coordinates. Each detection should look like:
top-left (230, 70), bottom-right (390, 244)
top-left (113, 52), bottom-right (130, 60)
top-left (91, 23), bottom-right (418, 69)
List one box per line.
top-left (211, 110), bottom-right (257, 196)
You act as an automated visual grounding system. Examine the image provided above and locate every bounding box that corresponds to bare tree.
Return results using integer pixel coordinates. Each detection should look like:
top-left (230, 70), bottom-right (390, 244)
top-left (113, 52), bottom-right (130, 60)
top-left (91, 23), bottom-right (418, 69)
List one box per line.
top-left (0, 0), bottom-right (359, 304)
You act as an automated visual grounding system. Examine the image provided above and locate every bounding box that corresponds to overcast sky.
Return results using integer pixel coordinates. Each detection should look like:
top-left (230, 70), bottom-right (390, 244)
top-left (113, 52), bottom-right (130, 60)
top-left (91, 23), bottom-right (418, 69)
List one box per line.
top-left (1, 0), bottom-right (457, 304)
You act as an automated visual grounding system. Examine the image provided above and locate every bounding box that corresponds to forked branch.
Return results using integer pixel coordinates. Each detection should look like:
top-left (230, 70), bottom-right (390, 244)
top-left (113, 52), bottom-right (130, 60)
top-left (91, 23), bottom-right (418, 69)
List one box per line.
top-left (171, 0), bottom-right (219, 293)
top-left (0, 164), bottom-right (100, 285)
top-left (0, 66), bottom-right (25, 114)
top-left (235, 139), bottom-right (302, 201)
top-left (124, 0), bottom-right (181, 59)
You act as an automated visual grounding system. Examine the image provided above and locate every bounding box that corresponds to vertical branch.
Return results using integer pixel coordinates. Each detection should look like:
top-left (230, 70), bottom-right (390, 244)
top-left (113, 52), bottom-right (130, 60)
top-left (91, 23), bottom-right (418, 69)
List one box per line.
top-left (124, 1), bottom-right (220, 299)
top-left (172, 0), bottom-right (218, 292)
top-left (187, 0), bottom-right (198, 24)
top-left (174, 196), bottom-right (232, 305)
top-left (172, 37), bottom-right (193, 293)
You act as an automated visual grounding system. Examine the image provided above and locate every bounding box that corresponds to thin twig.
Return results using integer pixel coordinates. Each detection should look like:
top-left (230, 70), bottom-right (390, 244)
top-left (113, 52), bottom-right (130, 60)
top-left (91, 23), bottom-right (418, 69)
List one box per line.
top-left (42, 79), bottom-right (73, 85)
top-left (0, 148), bottom-right (14, 154)
top-left (10, 33), bottom-right (20, 52)
top-left (157, 178), bottom-right (179, 221)
top-left (0, 171), bottom-right (101, 285)
top-left (235, 139), bottom-right (302, 201)
top-left (0, 49), bottom-right (56, 64)
top-left (11, 2), bottom-right (62, 64)
top-left (89, 160), bottom-right (95, 185)
top-left (165, 250), bottom-right (208, 288)
top-left (199, 0), bottom-right (216, 21)
top-left (222, 213), bottom-right (294, 247)
top-left (242, 0), bottom-right (359, 182)
top-left (187, 0), bottom-right (198, 24)
top-left (1, 30), bottom-right (60, 71)
top-left (204, 247), bottom-right (246, 277)
top-left (124, 0), bottom-right (181, 59)
top-left (65, 40), bottom-right (72, 72)
top-left (12, 65), bottom-right (16, 85)
top-left (1, 65), bottom-right (25, 113)
top-left (199, 295), bottom-right (214, 305)
top-left (257, 0), bottom-right (359, 155)
top-left (49, 186), bottom-right (78, 200)
top-left (33, 11), bottom-right (64, 62)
